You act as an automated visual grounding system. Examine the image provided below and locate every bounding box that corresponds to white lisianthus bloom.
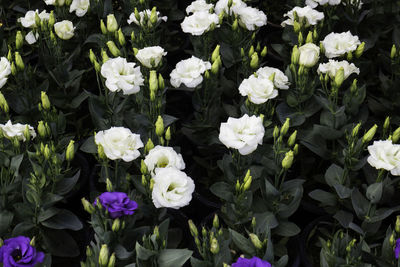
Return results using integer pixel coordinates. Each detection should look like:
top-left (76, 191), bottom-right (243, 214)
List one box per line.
top-left (219, 114), bottom-right (265, 155)
top-left (0, 57), bottom-right (12, 89)
top-left (101, 57), bottom-right (144, 95)
top-left (239, 76), bottom-right (278, 104)
top-left (186, 0), bottom-right (214, 14)
top-left (215, 0), bottom-right (246, 15)
top-left (54, 20), bottom-right (75, 40)
top-left (317, 60), bottom-right (360, 79)
top-left (152, 167), bottom-right (195, 209)
top-left (0, 120), bottom-right (36, 141)
top-left (281, 6), bottom-right (324, 27)
top-left (170, 56), bottom-right (211, 89)
top-left (127, 9), bottom-right (167, 27)
top-left (298, 43), bottom-right (320, 67)
top-left (256, 67), bottom-right (290, 90)
top-left (181, 11), bottom-right (219, 36)
top-left (19, 10), bottom-right (50, 28)
top-left (144, 146), bottom-right (185, 173)
top-left (44, 0), bottom-right (65, 5)
top-left (305, 0), bottom-right (341, 8)
top-left (135, 46), bottom-right (167, 68)
top-left (236, 6), bottom-right (267, 31)
top-left (322, 31), bottom-right (361, 58)
top-left (70, 0), bottom-right (90, 17)
top-left (25, 31), bottom-right (39, 44)
top-left (95, 127), bottom-right (143, 162)
top-left (367, 140), bottom-right (400, 176)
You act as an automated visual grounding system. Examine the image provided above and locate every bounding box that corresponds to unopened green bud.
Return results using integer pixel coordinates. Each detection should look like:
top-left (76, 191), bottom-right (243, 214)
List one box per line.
top-left (251, 217), bottom-right (256, 228)
top-left (188, 220), bottom-right (198, 237)
top-left (211, 45), bottom-right (220, 63)
top-left (243, 175), bottom-right (252, 191)
top-left (22, 125), bottom-right (30, 142)
top-left (89, 49), bottom-right (96, 64)
top-left (213, 214), bottom-right (220, 228)
top-left (99, 244), bottom-right (109, 267)
top-left (165, 126), bottom-right (171, 141)
top-left (228, 0), bottom-right (233, 7)
top-left (15, 52), bottom-right (24, 70)
top-left (319, 42), bottom-right (325, 55)
top-left (0, 92), bottom-right (9, 113)
top-left (50, 30), bottom-right (57, 44)
top-left (16, 31), bottom-right (23, 50)
top-left (240, 47), bottom-right (245, 58)
top-left (134, 8), bottom-right (141, 23)
top-left (98, 144), bottom-right (107, 160)
top-left (94, 61), bottom-right (101, 72)
top-left (390, 233), bottom-right (396, 246)
top-left (305, 31), bottom-right (313, 43)
top-left (106, 41), bottom-right (121, 57)
top-left (29, 236), bottom-right (36, 247)
top-left (391, 44), bottom-right (397, 59)
top-left (281, 118), bottom-right (290, 136)
top-left (140, 159), bottom-right (148, 174)
top-left (100, 20), bottom-right (107, 34)
top-left (362, 124), bottom-right (377, 144)
top-left (288, 130), bottom-right (297, 147)
top-left (211, 59), bottom-right (220, 75)
top-left (149, 70), bottom-right (158, 92)
top-left (249, 233), bottom-right (263, 249)
top-left (11, 62), bottom-right (17, 76)
top-left (112, 218), bottom-right (121, 232)
top-left (117, 28), bottom-right (126, 46)
top-left (355, 42), bottom-right (365, 58)
top-left (248, 46), bottom-right (255, 58)
top-left (145, 139), bottom-right (154, 154)
top-left (392, 127), bottom-right (400, 143)
top-left (261, 46), bottom-right (267, 57)
top-left (383, 117), bottom-right (390, 132)
top-left (38, 121), bottom-right (46, 138)
top-left (298, 32), bottom-right (303, 45)
top-left (155, 116), bottom-right (164, 137)
top-left (107, 253), bottom-right (116, 267)
top-left (273, 126), bottom-right (280, 139)
top-left (282, 150), bottom-right (294, 169)
top-left (350, 79), bottom-right (358, 94)
top-left (250, 52), bottom-right (259, 69)
top-left (149, 178), bottom-right (155, 191)
top-left (347, 51), bottom-right (353, 61)
top-left (66, 140), bottom-right (75, 162)
top-left (106, 14), bottom-right (118, 33)
top-left (81, 198), bottom-right (95, 214)
top-left (291, 45), bottom-right (299, 65)
top-left (86, 246), bottom-right (93, 257)
top-left (313, 28), bottom-right (318, 41)
top-left (352, 123), bottom-right (361, 137)
top-left (210, 237), bottom-right (219, 254)
top-left (48, 11), bottom-right (55, 28)
top-left (41, 91), bottom-right (51, 110)
top-left (7, 50), bottom-right (12, 62)
top-left (293, 21), bottom-right (301, 33)
top-left (396, 216), bottom-right (400, 233)
top-left (101, 49), bottom-right (109, 63)
top-left (35, 13), bottom-right (41, 28)
top-left (150, 7), bottom-right (158, 25)
top-left (235, 180), bottom-right (240, 192)
top-left (334, 67), bottom-right (345, 88)
top-left (44, 144), bottom-right (51, 160)
top-left (256, 42), bottom-right (261, 52)
top-left (141, 174), bottom-right (147, 186)
top-left (106, 178), bottom-right (113, 192)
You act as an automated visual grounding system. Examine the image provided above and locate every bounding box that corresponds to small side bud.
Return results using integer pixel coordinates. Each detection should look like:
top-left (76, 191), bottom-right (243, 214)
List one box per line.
top-left (362, 124), bottom-right (378, 144)
top-left (282, 150), bottom-right (294, 169)
top-left (155, 116), bottom-right (164, 137)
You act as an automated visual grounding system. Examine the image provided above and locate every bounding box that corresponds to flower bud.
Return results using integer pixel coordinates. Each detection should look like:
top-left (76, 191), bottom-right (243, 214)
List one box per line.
top-left (319, 42), bottom-right (325, 55)
top-left (66, 140), bottom-right (75, 162)
top-left (112, 218), bottom-right (121, 232)
top-left (383, 116), bottom-right (390, 132)
top-left (158, 74), bottom-right (165, 90)
top-left (350, 79), bottom-right (358, 94)
top-left (298, 32), bottom-right (303, 45)
top-left (145, 139), bottom-right (154, 154)
top-left (305, 31), bottom-right (313, 44)
top-left (273, 126), bottom-right (280, 139)
top-left (89, 49), bottom-right (96, 64)
top-left (391, 44), bottom-right (397, 60)
top-left (235, 180), bottom-right (240, 192)
top-left (352, 123), bottom-right (361, 137)
top-left (41, 91), bottom-right (51, 110)
top-left (11, 62), bottom-right (17, 76)
top-left (261, 46), bottom-right (267, 57)
top-left (149, 70), bottom-right (158, 93)
top-left (390, 233), bottom-right (396, 246)
top-left (282, 150), bottom-right (294, 169)
top-left (15, 52), bottom-right (24, 70)
top-left (281, 118), bottom-right (290, 136)
top-left (155, 116), bottom-right (164, 137)
top-left (106, 41), bottom-right (121, 57)
top-left (99, 244), bottom-right (109, 267)
top-left (0, 92), bottom-right (9, 113)
top-left (49, 11), bottom-right (55, 28)
top-left (107, 253), bottom-right (115, 267)
top-left (334, 67), bottom-right (345, 88)
top-left (150, 7), bottom-right (158, 25)
top-left (396, 216), bottom-right (400, 233)
top-left (293, 21), bottom-right (300, 33)
top-left (210, 237), bottom-right (219, 254)
top-left (44, 144), bottom-right (51, 160)
top-left (355, 42), bottom-right (365, 58)
top-left (392, 127), bottom-right (400, 143)
top-left (16, 31), bottom-right (23, 50)
top-left (249, 233), bottom-right (263, 249)
top-left (98, 144), bottom-right (107, 160)
top-left (243, 175), bottom-right (252, 191)
top-left (288, 130), bottom-right (297, 147)
top-left (29, 236), bottom-right (36, 247)
top-left (106, 178), bottom-right (113, 192)
top-left (94, 61), bottom-right (101, 72)
top-left (211, 45), bottom-right (220, 63)
top-left (149, 178), bottom-right (155, 191)
top-left (134, 8), bottom-right (141, 23)
top-left (188, 220), bottom-right (198, 237)
top-left (250, 52), bottom-right (259, 69)
top-left (313, 28), bottom-right (318, 41)
top-left (248, 46), bottom-right (255, 58)
top-left (35, 13), bottom-right (41, 28)
top-left (165, 126), bottom-right (171, 141)
top-left (347, 51), bottom-right (353, 61)
top-left (106, 14), bottom-right (118, 33)
top-left (117, 28), bottom-right (126, 46)
top-left (213, 214), bottom-right (219, 229)
top-left (81, 198), bottom-right (95, 214)
top-left (100, 20), bottom-right (107, 34)
top-left (291, 45), bottom-right (299, 65)
top-left (293, 144), bottom-right (299, 155)
top-left (362, 124), bottom-right (377, 144)
top-left (211, 59), bottom-right (220, 75)
top-left (38, 121), bottom-right (46, 138)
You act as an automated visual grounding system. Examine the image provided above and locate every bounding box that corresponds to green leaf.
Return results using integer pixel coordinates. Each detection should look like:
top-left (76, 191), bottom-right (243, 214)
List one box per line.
top-left (42, 229), bottom-right (79, 257)
top-left (274, 221), bottom-right (300, 237)
top-left (0, 211), bottom-right (13, 235)
top-left (12, 222), bottom-right (35, 236)
top-left (366, 182), bottom-right (383, 204)
top-left (10, 154), bottom-right (23, 177)
top-left (253, 211), bottom-right (278, 233)
top-left (55, 170), bottom-right (80, 196)
top-left (157, 249), bottom-right (192, 267)
top-left (135, 243), bottom-right (156, 260)
top-left (351, 188), bottom-right (369, 218)
top-left (41, 209), bottom-right (83, 231)
top-left (325, 164), bottom-right (344, 186)
top-left (309, 190), bottom-right (337, 206)
top-left (80, 136), bottom-right (97, 154)
top-left (210, 182), bottom-right (233, 201)
top-left (333, 210), bottom-right (353, 228)
top-left (230, 229), bottom-right (256, 255)
top-left (333, 184), bottom-right (352, 199)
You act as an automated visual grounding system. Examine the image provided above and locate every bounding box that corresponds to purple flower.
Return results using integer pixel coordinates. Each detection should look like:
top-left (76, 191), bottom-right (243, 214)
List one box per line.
top-left (95, 192), bottom-right (138, 219)
top-left (395, 238), bottom-right (400, 259)
top-left (0, 236), bottom-right (45, 267)
top-left (232, 256), bottom-right (272, 267)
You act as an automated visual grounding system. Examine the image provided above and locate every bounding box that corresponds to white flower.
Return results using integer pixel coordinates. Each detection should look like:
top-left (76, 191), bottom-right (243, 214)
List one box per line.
top-left (127, 9), bottom-right (167, 27)
top-left (0, 57), bottom-right (11, 89)
top-left (181, 11), bottom-right (219, 36)
top-left (298, 43), bottom-right (320, 67)
top-left (317, 60), bottom-right (360, 79)
top-left (19, 10), bottom-right (50, 28)
top-left (186, 0), bottom-right (214, 14)
top-left (281, 6), bottom-right (324, 27)
top-left (0, 120), bottom-right (36, 142)
top-left (95, 127), bottom-right (143, 162)
top-left (305, 0), bottom-right (341, 8)
top-left (219, 114), bottom-right (265, 155)
top-left (25, 31), bottom-right (39, 44)
top-left (367, 140), bottom-right (400, 176)
top-left (70, 0), bottom-right (90, 17)
top-left (236, 6), bottom-right (267, 31)
top-left (256, 67), bottom-right (290, 90)
top-left (144, 146), bottom-right (185, 173)
top-left (152, 167), bottom-right (195, 209)
top-left (239, 76), bottom-right (278, 104)
top-left (170, 56), bottom-right (211, 89)
top-left (101, 57), bottom-right (144, 95)
top-left (322, 31), bottom-right (361, 58)
top-left (215, 0), bottom-right (246, 15)
top-left (54, 20), bottom-right (75, 40)
top-left (44, 0), bottom-right (65, 5)
top-left (135, 46), bottom-right (167, 68)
